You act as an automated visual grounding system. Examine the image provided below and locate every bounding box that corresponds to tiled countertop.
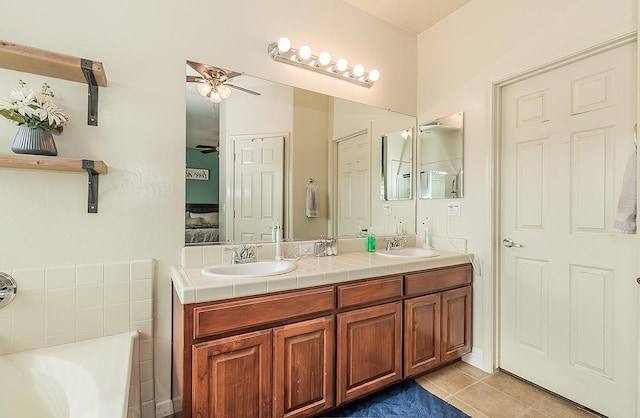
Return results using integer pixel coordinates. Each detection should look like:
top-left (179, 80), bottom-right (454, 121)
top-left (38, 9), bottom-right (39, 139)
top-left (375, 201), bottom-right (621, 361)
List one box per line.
top-left (172, 249), bottom-right (473, 305)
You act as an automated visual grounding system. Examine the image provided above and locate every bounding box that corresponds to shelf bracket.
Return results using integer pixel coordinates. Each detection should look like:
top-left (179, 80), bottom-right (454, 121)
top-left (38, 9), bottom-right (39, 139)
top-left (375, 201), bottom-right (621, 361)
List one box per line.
top-left (82, 160), bottom-right (100, 213)
top-left (80, 59), bottom-right (99, 126)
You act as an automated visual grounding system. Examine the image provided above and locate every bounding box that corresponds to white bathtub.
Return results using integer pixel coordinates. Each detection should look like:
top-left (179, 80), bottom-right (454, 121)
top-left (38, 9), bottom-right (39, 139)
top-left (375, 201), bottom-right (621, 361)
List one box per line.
top-left (0, 331), bottom-right (140, 418)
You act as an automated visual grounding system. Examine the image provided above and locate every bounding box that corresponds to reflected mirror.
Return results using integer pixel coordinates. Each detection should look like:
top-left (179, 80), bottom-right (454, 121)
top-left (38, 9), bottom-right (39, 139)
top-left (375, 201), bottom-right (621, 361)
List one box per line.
top-left (185, 60), bottom-right (417, 244)
top-left (381, 128), bottom-right (413, 201)
top-left (417, 112), bottom-right (464, 199)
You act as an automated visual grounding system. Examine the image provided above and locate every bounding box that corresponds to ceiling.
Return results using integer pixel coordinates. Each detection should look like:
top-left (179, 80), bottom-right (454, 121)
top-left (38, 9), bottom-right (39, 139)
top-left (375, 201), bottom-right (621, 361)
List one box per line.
top-left (341, 0), bottom-right (470, 35)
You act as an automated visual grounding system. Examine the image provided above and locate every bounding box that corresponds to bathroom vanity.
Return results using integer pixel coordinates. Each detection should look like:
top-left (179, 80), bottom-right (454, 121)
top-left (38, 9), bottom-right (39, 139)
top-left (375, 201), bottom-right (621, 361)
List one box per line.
top-left (172, 249), bottom-right (472, 418)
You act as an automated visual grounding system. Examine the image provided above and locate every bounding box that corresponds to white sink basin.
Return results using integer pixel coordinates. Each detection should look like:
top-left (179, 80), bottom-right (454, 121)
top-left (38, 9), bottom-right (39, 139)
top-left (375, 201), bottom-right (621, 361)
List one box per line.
top-left (376, 248), bottom-right (440, 259)
top-left (201, 260), bottom-right (297, 279)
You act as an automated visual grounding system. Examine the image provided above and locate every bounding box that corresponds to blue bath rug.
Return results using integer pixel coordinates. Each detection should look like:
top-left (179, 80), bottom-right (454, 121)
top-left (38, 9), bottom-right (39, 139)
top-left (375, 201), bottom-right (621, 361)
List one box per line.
top-left (324, 379), bottom-right (470, 418)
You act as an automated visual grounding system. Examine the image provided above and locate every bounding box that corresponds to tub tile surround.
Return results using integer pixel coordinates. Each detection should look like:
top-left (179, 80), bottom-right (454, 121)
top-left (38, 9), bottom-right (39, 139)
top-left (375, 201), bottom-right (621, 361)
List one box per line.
top-left (0, 259), bottom-right (156, 418)
top-left (174, 236), bottom-right (473, 304)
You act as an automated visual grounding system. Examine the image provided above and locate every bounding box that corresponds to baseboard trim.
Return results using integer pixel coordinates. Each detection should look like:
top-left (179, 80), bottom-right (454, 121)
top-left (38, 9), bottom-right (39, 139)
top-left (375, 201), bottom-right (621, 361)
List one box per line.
top-left (462, 348), bottom-right (484, 372)
top-left (155, 399), bottom-right (175, 418)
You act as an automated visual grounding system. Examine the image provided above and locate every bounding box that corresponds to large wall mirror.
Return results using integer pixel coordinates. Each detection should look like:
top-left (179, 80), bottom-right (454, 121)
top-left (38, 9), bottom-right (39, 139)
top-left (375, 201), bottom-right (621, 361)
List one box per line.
top-left (381, 128), bottom-right (413, 201)
top-left (185, 60), bottom-right (416, 245)
top-left (417, 112), bottom-right (464, 199)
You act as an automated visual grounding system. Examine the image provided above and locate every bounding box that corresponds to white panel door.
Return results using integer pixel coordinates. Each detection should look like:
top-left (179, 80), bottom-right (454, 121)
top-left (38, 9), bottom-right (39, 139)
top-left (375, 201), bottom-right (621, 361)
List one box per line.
top-left (233, 136), bottom-right (284, 241)
top-left (500, 42), bottom-right (637, 417)
top-left (337, 132), bottom-right (370, 236)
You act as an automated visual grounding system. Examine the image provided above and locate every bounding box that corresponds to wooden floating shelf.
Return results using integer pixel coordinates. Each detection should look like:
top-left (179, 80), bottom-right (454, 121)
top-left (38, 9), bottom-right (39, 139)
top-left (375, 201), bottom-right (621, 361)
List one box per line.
top-left (0, 153), bottom-right (108, 174)
top-left (0, 153), bottom-right (108, 213)
top-left (0, 40), bottom-right (107, 87)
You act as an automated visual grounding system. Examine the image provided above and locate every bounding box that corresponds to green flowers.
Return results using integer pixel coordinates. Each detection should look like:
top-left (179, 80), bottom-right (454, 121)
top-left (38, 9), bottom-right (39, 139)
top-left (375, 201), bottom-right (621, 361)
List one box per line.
top-left (0, 80), bottom-right (69, 135)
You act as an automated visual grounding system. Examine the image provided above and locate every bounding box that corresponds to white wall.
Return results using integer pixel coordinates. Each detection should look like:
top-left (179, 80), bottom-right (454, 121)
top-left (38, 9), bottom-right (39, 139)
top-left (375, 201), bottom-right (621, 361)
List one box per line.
top-left (0, 0), bottom-right (416, 414)
top-left (416, 0), bottom-right (636, 371)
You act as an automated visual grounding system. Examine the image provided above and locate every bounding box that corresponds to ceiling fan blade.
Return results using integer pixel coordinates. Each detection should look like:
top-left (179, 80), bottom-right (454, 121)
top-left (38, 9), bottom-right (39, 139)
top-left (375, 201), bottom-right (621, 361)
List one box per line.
top-left (187, 60), bottom-right (213, 80)
top-left (227, 84), bottom-right (261, 96)
top-left (186, 75), bottom-right (205, 83)
top-left (225, 71), bottom-right (243, 79)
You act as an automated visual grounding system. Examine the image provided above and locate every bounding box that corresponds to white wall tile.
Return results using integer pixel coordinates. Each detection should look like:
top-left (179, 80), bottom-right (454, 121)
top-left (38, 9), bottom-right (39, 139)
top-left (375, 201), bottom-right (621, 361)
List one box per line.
top-left (11, 267), bottom-right (45, 292)
top-left (45, 265), bottom-right (76, 289)
top-left (4, 258), bottom-right (155, 415)
top-left (131, 260), bottom-right (154, 281)
top-left (46, 288), bottom-right (76, 312)
top-left (46, 310), bottom-right (75, 336)
top-left (76, 285), bottom-right (104, 309)
top-left (76, 307), bottom-right (104, 331)
top-left (105, 282), bottom-right (130, 305)
top-left (13, 314), bottom-right (45, 340)
top-left (140, 359), bottom-right (154, 381)
top-left (76, 263), bottom-right (104, 286)
top-left (181, 246), bottom-right (203, 266)
top-left (141, 379), bottom-right (155, 403)
top-left (131, 279), bottom-right (152, 301)
top-left (105, 303), bottom-right (130, 327)
top-left (141, 401), bottom-right (155, 418)
top-left (131, 300), bottom-right (152, 322)
top-left (12, 291), bottom-right (45, 317)
top-left (104, 261), bottom-right (131, 284)
top-left (77, 328), bottom-right (104, 342)
top-left (139, 338), bottom-right (153, 362)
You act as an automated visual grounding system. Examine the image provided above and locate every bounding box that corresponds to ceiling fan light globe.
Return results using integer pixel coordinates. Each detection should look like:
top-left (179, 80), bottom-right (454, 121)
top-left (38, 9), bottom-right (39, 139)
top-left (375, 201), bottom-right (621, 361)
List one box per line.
top-left (197, 82), bottom-right (212, 96)
top-left (219, 85), bottom-right (232, 99)
top-left (210, 92), bottom-right (222, 103)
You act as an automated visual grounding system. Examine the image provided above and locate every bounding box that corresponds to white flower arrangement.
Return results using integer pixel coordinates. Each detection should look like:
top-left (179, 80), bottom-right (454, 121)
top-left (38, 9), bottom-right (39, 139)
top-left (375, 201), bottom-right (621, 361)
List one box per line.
top-left (0, 80), bottom-right (69, 135)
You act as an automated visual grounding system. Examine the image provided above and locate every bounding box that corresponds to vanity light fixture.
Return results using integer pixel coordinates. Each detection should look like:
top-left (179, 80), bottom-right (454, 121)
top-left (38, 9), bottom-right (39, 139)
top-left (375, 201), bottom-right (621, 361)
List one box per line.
top-left (268, 37), bottom-right (380, 88)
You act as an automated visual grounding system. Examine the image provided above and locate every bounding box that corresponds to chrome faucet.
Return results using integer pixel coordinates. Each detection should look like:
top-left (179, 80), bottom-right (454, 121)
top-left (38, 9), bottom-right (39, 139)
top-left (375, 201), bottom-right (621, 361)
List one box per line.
top-left (227, 245), bottom-right (260, 264)
top-left (385, 236), bottom-right (408, 251)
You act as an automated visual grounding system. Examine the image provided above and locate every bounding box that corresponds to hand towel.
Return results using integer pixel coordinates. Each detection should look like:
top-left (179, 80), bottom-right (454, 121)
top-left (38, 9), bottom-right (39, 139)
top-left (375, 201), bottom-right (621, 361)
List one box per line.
top-left (614, 150), bottom-right (637, 234)
top-left (306, 184), bottom-right (319, 218)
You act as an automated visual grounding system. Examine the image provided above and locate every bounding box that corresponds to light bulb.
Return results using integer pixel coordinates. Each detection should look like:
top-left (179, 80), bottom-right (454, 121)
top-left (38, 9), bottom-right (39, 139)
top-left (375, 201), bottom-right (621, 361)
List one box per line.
top-left (368, 69), bottom-right (380, 82)
top-left (210, 91), bottom-right (222, 103)
top-left (299, 45), bottom-right (312, 60)
top-left (353, 64), bottom-right (364, 77)
top-left (219, 85), bottom-right (231, 99)
top-left (277, 37), bottom-right (291, 53)
top-left (336, 58), bottom-right (348, 72)
top-left (318, 51), bottom-right (331, 66)
top-left (197, 82), bottom-right (212, 97)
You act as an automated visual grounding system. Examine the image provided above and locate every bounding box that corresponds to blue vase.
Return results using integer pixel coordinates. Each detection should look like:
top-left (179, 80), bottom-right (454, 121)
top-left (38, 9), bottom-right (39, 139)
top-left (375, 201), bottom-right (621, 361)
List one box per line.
top-left (11, 125), bottom-right (58, 156)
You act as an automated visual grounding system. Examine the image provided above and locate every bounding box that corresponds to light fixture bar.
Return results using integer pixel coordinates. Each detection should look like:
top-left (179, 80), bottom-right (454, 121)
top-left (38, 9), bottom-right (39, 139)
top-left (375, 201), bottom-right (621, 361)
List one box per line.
top-left (267, 39), bottom-right (380, 88)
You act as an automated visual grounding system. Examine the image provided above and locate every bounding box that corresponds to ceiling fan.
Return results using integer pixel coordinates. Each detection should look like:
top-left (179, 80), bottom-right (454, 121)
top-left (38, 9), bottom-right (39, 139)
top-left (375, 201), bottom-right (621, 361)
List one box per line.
top-left (196, 144), bottom-right (219, 154)
top-left (186, 60), bottom-right (261, 102)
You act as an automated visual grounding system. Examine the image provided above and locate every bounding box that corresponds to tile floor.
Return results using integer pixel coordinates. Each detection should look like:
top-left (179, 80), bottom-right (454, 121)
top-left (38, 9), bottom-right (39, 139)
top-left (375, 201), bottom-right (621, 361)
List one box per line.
top-left (416, 361), bottom-right (602, 418)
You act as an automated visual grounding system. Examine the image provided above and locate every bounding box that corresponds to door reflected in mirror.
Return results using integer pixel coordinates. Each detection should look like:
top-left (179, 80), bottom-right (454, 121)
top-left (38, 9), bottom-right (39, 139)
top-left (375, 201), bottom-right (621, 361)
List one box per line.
top-left (418, 112), bottom-right (464, 199)
top-left (381, 128), bottom-right (413, 201)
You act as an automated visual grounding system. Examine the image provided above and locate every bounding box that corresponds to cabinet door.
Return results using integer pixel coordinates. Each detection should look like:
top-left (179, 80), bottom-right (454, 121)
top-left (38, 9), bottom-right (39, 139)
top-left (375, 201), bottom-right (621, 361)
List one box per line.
top-left (192, 329), bottom-right (272, 418)
top-left (273, 316), bottom-right (335, 418)
top-left (336, 301), bottom-right (402, 404)
top-left (404, 293), bottom-right (441, 377)
top-left (441, 285), bottom-right (472, 363)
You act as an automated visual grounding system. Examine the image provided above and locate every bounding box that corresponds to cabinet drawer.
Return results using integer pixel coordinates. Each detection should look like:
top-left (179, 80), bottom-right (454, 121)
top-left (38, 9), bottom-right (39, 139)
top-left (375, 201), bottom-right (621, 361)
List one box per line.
top-left (337, 275), bottom-right (402, 309)
top-left (404, 264), bottom-right (471, 296)
top-left (193, 286), bottom-right (335, 339)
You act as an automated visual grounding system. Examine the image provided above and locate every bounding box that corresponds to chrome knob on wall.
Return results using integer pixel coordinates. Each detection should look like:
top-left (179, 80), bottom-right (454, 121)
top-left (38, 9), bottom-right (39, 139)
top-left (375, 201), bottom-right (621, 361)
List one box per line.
top-left (0, 272), bottom-right (17, 309)
top-left (502, 238), bottom-right (523, 248)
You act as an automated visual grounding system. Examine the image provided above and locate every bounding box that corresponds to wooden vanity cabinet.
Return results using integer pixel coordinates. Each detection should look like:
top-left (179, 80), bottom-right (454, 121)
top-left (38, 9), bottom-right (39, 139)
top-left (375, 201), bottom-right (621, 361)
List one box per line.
top-left (192, 329), bottom-right (272, 418)
top-left (403, 264), bottom-right (472, 377)
top-left (175, 263), bottom-right (472, 418)
top-left (273, 316), bottom-right (335, 418)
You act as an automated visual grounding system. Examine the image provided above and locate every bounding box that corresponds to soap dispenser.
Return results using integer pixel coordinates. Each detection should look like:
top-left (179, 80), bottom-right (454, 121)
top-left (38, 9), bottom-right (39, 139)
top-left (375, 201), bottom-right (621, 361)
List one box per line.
top-left (367, 227), bottom-right (376, 252)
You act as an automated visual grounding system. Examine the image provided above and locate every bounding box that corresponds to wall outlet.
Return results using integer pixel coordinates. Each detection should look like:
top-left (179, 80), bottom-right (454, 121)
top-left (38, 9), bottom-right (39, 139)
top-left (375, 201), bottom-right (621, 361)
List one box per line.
top-left (299, 243), bottom-right (314, 256)
top-left (447, 202), bottom-right (461, 217)
top-left (382, 204), bottom-right (392, 215)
